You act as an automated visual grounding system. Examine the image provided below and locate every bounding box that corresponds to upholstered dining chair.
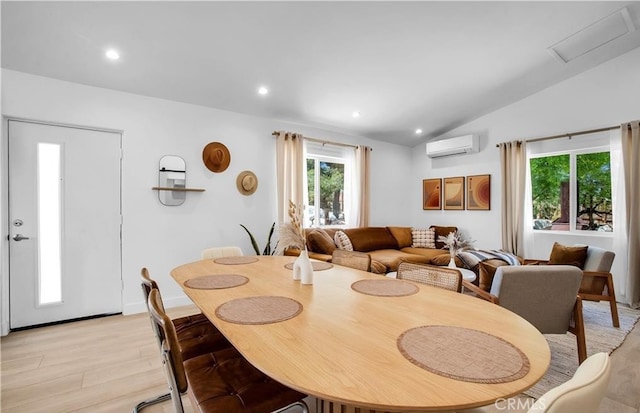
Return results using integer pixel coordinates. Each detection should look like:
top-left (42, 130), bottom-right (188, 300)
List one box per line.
top-left (201, 246), bottom-right (243, 260)
top-left (135, 268), bottom-right (231, 412)
top-left (462, 265), bottom-right (587, 364)
top-left (397, 262), bottom-right (463, 293)
top-left (455, 352), bottom-right (611, 413)
top-left (147, 288), bottom-right (309, 413)
top-left (332, 250), bottom-right (372, 272)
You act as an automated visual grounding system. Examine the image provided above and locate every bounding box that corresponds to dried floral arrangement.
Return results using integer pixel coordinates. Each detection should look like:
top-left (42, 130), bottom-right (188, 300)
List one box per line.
top-left (438, 231), bottom-right (475, 257)
top-left (274, 200), bottom-right (307, 255)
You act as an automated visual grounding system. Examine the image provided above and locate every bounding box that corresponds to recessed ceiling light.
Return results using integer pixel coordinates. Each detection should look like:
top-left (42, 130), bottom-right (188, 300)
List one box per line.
top-left (415, 129), bottom-right (423, 134)
top-left (258, 86), bottom-right (269, 95)
top-left (105, 49), bottom-right (120, 60)
top-left (352, 111), bottom-right (361, 118)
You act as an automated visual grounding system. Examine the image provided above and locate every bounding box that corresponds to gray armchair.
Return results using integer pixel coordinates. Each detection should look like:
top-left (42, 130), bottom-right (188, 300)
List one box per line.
top-left (463, 265), bottom-right (587, 364)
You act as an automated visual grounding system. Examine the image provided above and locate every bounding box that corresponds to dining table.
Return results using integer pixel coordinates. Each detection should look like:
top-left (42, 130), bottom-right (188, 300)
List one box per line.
top-left (170, 255), bottom-right (550, 412)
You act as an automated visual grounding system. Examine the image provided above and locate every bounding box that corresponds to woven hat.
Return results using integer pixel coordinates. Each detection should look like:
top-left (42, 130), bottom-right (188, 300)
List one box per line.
top-left (236, 170), bottom-right (258, 195)
top-left (202, 142), bottom-right (231, 173)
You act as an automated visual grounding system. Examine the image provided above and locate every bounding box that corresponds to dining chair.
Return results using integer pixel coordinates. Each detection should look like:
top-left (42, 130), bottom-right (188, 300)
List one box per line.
top-left (201, 246), bottom-right (243, 260)
top-left (397, 262), bottom-right (463, 292)
top-left (147, 288), bottom-right (309, 413)
top-left (134, 268), bottom-right (231, 412)
top-left (463, 265), bottom-right (587, 364)
top-left (452, 352), bottom-right (611, 413)
top-left (332, 249), bottom-right (372, 272)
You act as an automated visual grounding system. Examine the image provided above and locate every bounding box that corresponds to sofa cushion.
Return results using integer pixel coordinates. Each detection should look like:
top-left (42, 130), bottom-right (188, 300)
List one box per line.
top-left (334, 231), bottom-right (354, 251)
top-left (430, 253), bottom-right (463, 267)
top-left (411, 228), bottom-right (436, 248)
top-left (370, 260), bottom-right (387, 274)
top-left (387, 227), bottom-right (413, 248)
top-left (307, 229), bottom-right (336, 255)
top-left (368, 249), bottom-right (431, 272)
top-left (548, 242), bottom-right (588, 269)
top-left (344, 227), bottom-right (399, 252)
top-left (400, 247), bottom-right (446, 261)
top-left (478, 259), bottom-right (510, 291)
top-left (430, 226), bottom-right (458, 249)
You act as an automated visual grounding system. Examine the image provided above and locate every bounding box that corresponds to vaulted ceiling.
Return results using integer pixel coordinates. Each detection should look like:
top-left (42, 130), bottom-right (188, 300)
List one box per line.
top-left (3, 1), bottom-right (640, 146)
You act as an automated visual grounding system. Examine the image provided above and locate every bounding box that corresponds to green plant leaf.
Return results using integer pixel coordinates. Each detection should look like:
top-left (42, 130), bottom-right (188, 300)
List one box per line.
top-left (239, 224), bottom-right (261, 255)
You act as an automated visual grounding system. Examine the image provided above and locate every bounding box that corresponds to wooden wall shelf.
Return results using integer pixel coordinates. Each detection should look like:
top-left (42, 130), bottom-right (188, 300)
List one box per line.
top-left (152, 187), bottom-right (205, 192)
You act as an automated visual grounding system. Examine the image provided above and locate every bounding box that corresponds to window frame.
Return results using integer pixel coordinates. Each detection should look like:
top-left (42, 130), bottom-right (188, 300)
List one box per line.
top-left (529, 144), bottom-right (613, 236)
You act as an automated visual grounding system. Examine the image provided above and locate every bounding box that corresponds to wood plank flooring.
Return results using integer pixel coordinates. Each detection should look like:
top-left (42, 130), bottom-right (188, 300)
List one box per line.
top-left (1, 306), bottom-right (639, 412)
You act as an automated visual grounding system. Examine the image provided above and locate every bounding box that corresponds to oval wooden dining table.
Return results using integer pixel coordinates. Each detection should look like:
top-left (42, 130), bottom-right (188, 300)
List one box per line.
top-left (171, 256), bottom-right (550, 412)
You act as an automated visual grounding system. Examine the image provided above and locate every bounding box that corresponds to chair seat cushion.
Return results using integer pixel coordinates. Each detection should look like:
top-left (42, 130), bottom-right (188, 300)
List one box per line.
top-left (184, 347), bottom-right (305, 413)
top-left (173, 313), bottom-right (231, 360)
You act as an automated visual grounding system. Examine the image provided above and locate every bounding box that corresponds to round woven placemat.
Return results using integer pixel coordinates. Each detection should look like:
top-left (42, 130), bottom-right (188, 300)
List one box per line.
top-left (284, 261), bottom-right (333, 271)
top-left (397, 325), bottom-right (530, 384)
top-left (183, 274), bottom-right (249, 290)
top-left (351, 279), bottom-right (419, 297)
top-left (213, 256), bottom-right (259, 265)
top-left (215, 296), bottom-right (303, 325)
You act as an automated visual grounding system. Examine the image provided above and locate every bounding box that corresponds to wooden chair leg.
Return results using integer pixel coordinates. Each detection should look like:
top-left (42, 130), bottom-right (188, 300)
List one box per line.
top-left (573, 297), bottom-right (587, 365)
top-left (606, 274), bottom-right (620, 328)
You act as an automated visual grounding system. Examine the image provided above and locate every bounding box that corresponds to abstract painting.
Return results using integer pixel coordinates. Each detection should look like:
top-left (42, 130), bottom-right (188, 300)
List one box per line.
top-left (444, 176), bottom-right (465, 210)
top-left (467, 174), bottom-right (491, 210)
top-left (422, 178), bottom-right (441, 210)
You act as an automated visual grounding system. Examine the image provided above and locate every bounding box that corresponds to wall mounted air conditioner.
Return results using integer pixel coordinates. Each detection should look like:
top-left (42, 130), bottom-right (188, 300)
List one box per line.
top-left (426, 134), bottom-right (479, 158)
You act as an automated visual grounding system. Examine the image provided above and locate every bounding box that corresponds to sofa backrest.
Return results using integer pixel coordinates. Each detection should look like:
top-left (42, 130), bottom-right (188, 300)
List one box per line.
top-left (344, 227), bottom-right (399, 252)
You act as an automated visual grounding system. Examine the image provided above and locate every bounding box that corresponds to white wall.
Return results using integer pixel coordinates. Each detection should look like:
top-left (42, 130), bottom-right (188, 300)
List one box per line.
top-left (410, 46), bottom-right (640, 261)
top-left (1, 69), bottom-right (413, 321)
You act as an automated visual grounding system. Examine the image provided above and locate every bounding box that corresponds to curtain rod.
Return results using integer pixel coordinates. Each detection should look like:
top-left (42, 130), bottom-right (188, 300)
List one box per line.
top-left (272, 131), bottom-right (359, 149)
top-left (495, 124), bottom-right (624, 147)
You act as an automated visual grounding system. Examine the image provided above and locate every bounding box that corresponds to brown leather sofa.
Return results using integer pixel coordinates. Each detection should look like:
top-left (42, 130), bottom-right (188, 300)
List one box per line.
top-left (286, 226), bottom-right (456, 273)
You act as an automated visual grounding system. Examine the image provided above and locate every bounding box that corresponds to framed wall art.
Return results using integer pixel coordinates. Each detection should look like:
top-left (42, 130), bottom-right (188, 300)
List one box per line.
top-left (422, 178), bottom-right (442, 210)
top-left (467, 174), bottom-right (491, 210)
top-left (443, 176), bottom-right (465, 210)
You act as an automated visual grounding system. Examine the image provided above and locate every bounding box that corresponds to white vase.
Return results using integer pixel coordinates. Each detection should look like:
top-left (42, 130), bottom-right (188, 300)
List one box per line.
top-left (448, 256), bottom-right (457, 268)
top-left (294, 248), bottom-right (314, 284)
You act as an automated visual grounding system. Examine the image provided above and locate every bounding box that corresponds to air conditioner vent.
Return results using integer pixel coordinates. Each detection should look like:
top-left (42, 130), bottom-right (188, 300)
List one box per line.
top-left (426, 135), bottom-right (479, 158)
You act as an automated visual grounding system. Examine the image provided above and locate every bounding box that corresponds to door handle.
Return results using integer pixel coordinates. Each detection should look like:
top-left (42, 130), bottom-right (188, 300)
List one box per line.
top-left (12, 234), bottom-right (30, 241)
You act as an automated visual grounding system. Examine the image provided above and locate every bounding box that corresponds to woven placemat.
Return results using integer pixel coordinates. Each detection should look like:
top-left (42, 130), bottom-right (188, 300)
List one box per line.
top-left (351, 279), bottom-right (419, 297)
top-left (397, 325), bottom-right (530, 384)
top-left (213, 256), bottom-right (259, 265)
top-left (284, 261), bottom-right (333, 271)
top-left (215, 296), bottom-right (303, 325)
top-left (183, 274), bottom-right (249, 290)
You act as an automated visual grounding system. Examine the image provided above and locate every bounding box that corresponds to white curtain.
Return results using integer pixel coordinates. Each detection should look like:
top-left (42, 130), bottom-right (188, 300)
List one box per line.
top-left (275, 131), bottom-right (304, 224)
top-left (353, 145), bottom-right (371, 227)
top-left (499, 141), bottom-right (527, 256)
top-left (619, 121), bottom-right (640, 308)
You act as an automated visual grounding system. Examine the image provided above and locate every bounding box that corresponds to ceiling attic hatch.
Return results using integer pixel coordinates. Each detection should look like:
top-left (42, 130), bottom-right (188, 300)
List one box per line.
top-left (548, 7), bottom-right (636, 63)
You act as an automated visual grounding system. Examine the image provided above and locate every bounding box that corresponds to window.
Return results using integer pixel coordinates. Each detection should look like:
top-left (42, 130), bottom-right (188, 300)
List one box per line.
top-left (530, 148), bottom-right (612, 232)
top-left (304, 142), bottom-right (352, 227)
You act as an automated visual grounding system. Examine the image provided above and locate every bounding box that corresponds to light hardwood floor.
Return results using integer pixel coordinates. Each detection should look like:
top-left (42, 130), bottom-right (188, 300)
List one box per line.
top-left (1, 306), bottom-right (639, 413)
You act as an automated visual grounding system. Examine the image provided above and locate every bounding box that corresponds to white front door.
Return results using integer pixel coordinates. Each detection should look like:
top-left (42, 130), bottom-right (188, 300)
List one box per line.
top-left (8, 120), bottom-right (122, 329)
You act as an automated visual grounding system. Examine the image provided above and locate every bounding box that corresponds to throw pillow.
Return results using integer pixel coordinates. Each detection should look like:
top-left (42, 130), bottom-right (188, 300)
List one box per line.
top-left (548, 242), bottom-right (588, 269)
top-left (387, 227), bottom-right (413, 248)
top-left (411, 228), bottom-right (436, 248)
top-left (306, 229), bottom-right (336, 255)
top-left (430, 226), bottom-right (458, 249)
top-left (478, 259), bottom-right (509, 291)
top-left (334, 230), bottom-right (354, 251)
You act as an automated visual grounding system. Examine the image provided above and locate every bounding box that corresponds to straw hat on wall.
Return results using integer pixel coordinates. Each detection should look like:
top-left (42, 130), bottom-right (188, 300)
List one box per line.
top-left (236, 170), bottom-right (258, 195)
